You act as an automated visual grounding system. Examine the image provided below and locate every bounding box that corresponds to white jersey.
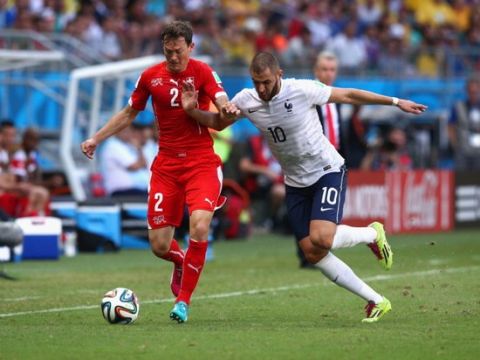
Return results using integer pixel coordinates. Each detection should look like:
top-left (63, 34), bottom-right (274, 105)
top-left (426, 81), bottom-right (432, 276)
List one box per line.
top-left (232, 78), bottom-right (345, 187)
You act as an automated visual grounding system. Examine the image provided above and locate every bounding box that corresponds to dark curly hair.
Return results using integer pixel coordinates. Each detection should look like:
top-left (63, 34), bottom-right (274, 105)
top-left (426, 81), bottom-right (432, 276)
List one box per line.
top-left (161, 20), bottom-right (193, 45)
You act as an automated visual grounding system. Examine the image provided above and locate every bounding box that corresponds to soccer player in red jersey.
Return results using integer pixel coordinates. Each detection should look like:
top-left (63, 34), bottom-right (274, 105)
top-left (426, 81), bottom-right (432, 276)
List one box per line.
top-left (81, 21), bottom-right (229, 323)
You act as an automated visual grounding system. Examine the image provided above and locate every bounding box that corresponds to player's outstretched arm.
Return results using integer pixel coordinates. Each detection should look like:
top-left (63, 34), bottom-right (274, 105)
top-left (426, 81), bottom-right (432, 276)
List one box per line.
top-left (329, 88), bottom-right (427, 115)
top-left (181, 81), bottom-right (239, 130)
top-left (81, 105), bottom-right (139, 159)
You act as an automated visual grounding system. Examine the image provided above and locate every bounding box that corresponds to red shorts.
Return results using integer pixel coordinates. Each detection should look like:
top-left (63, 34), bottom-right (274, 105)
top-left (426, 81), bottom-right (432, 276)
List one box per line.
top-left (0, 192), bottom-right (20, 217)
top-left (147, 150), bottom-right (223, 229)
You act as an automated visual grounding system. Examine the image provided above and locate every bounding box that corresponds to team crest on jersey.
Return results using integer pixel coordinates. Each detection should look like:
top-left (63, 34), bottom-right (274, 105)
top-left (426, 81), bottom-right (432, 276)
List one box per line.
top-left (185, 77), bottom-right (195, 85)
top-left (284, 100), bottom-right (293, 112)
top-left (152, 215), bottom-right (166, 225)
top-left (151, 78), bottom-right (163, 87)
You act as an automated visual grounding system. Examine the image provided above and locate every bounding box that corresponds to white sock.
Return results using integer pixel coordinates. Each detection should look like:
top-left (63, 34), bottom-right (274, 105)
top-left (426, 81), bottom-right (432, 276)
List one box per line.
top-left (331, 225), bottom-right (377, 250)
top-left (315, 252), bottom-right (383, 303)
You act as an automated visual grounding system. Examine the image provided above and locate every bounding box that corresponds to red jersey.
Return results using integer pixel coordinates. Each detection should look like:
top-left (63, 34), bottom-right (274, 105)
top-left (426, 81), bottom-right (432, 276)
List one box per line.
top-left (128, 58), bottom-right (226, 153)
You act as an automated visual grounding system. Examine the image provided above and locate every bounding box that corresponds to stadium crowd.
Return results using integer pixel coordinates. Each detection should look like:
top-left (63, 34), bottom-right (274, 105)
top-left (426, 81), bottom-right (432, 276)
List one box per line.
top-left (1, 0), bottom-right (480, 75)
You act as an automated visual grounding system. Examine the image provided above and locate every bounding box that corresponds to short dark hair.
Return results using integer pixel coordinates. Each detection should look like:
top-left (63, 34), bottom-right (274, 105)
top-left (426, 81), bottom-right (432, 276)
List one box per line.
top-left (250, 52), bottom-right (280, 74)
top-left (0, 119), bottom-right (15, 130)
top-left (161, 20), bottom-right (193, 45)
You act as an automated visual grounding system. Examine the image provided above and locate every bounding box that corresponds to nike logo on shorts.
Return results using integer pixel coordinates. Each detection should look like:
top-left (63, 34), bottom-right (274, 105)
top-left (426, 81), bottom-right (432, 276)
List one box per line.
top-left (320, 207), bottom-right (334, 212)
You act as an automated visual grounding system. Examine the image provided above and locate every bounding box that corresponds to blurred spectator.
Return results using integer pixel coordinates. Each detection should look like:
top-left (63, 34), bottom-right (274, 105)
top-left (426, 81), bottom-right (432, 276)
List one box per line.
top-left (33, 10), bottom-right (55, 33)
top-left (98, 15), bottom-right (122, 60)
top-left (0, 0), bottom-right (477, 77)
top-left (314, 51), bottom-right (345, 156)
top-left (357, 0), bottom-right (383, 28)
top-left (304, 2), bottom-right (331, 50)
top-left (192, 18), bottom-right (225, 65)
top-left (378, 30), bottom-right (412, 77)
top-left (314, 51), bottom-right (367, 167)
top-left (282, 26), bottom-right (316, 68)
top-left (6, 0), bottom-right (30, 29)
top-left (363, 24), bottom-right (381, 71)
top-left (10, 127), bottom-right (42, 183)
top-left (361, 126), bottom-right (413, 170)
top-left (134, 121), bottom-right (156, 168)
top-left (221, 23), bottom-right (255, 66)
top-left (48, 0), bottom-right (76, 32)
top-left (448, 75), bottom-right (480, 171)
top-left (100, 125), bottom-right (149, 197)
top-left (326, 20), bottom-right (367, 73)
top-left (0, 124), bottom-right (10, 172)
top-left (239, 134), bottom-right (285, 232)
top-left (329, 2), bottom-right (348, 36)
top-left (0, 0), bottom-right (13, 28)
top-left (414, 0), bottom-right (455, 29)
top-left (415, 25), bottom-right (442, 77)
top-left (0, 120), bottom-right (19, 157)
top-left (0, 127), bottom-right (50, 217)
top-left (451, 0), bottom-right (471, 33)
top-left (76, 1), bottom-right (104, 55)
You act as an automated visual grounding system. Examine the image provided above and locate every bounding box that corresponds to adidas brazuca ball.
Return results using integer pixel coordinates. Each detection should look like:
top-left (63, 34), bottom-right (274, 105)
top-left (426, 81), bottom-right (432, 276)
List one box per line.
top-left (101, 287), bottom-right (140, 324)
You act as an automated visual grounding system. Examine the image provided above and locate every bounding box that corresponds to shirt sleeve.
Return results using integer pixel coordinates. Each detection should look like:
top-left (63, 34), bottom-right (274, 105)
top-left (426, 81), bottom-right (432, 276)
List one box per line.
top-left (200, 63), bottom-right (227, 101)
top-left (128, 72), bottom-right (150, 111)
top-left (297, 79), bottom-right (332, 107)
top-left (231, 90), bottom-right (249, 116)
top-left (102, 139), bottom-right (136, 167)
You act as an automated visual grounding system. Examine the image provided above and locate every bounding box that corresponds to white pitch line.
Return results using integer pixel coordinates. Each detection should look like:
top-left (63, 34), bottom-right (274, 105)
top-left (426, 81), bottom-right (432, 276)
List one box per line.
top-left (2, 296), bottom-right (42, 302)
top-left (0, 265), bottom-right (478, 319)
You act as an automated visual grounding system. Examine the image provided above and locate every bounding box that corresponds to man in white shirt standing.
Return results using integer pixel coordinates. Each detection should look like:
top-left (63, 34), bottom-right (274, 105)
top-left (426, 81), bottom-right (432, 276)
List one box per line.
top-left (181, 52), bottom-right (427, 323)
top-left (100, 125), bottom-right (149, 197)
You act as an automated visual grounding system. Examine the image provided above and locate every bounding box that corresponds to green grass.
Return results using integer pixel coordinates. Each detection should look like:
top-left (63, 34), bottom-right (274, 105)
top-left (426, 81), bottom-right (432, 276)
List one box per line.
top-left (1, 230), bottom-right (480, 360)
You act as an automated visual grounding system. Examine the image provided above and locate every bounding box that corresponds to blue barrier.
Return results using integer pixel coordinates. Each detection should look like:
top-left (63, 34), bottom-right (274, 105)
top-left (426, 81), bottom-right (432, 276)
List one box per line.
top-left (0, 71), bottom-right (466, 131)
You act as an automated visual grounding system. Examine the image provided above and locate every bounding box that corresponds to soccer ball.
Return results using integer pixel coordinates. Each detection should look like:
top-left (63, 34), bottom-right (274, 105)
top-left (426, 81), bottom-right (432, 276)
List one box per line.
top-left (101, 287), bottom-right (140, 324)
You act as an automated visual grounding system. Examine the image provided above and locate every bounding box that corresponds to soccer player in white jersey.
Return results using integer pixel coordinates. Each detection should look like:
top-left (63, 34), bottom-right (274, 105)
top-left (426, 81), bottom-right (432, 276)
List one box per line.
top-left (181, 52), bottom-right (427, 323)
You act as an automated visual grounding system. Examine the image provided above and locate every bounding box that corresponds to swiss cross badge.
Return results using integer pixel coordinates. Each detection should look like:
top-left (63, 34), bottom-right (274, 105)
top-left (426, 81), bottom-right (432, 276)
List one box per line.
top-left (151, 78), bottom-right (163, 87)
top-left (152, 215), bottom-right (165, 225)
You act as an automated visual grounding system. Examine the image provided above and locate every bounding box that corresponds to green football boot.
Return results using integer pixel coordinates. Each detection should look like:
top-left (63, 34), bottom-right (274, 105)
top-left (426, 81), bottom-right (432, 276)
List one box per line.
top-left (362, 297), bottom-right (392, 323)
top-left (368, 222), bottom-right (393, 270)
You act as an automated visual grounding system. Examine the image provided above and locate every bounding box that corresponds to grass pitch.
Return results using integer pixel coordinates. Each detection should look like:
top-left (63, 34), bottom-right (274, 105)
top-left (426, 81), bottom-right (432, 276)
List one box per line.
top-left (1, 230), bottom-right (479, 359)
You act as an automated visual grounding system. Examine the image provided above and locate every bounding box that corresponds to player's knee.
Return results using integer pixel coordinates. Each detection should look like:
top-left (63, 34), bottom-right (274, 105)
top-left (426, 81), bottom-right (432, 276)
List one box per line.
top-left (303, 251), bottom-right (320, 264)
top-left (299, 238), bottom-right (329, 264)
top-left (149, 234), bottom-right (170, 257)
top-left (190, 220), bottom-right (210, 240)
top-left (310, 229), bottom-right (335, 250)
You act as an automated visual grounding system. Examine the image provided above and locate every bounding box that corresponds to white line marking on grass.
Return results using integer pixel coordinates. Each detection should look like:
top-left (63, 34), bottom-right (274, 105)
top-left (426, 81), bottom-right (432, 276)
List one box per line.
top-left (1, 265), bottom-right (478, 319)
top-left (1, 296), bottom-right (41, 302)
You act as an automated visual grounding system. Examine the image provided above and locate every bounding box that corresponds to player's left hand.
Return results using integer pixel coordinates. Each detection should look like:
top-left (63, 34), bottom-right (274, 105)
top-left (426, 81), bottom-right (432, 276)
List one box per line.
top-left (181, 80), bottom-right (199, 112)
top-left (221, 102), bottom-right (241, 119)
top-left (397, 100), bottom-right (428, 114)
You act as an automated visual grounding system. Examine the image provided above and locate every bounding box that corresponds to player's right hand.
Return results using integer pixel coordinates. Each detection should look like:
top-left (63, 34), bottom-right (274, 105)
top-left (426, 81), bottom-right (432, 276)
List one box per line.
top-left (181, 80), bottom-right (199, 112)
top-left (397, 99), bottom-right (428, 114)
top-left (81, 138), bottom-right (97, 159)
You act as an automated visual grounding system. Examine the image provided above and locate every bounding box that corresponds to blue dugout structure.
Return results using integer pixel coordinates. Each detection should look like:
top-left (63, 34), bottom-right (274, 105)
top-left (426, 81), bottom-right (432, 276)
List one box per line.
top-left (0, 72), bottom-right (465, 132)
